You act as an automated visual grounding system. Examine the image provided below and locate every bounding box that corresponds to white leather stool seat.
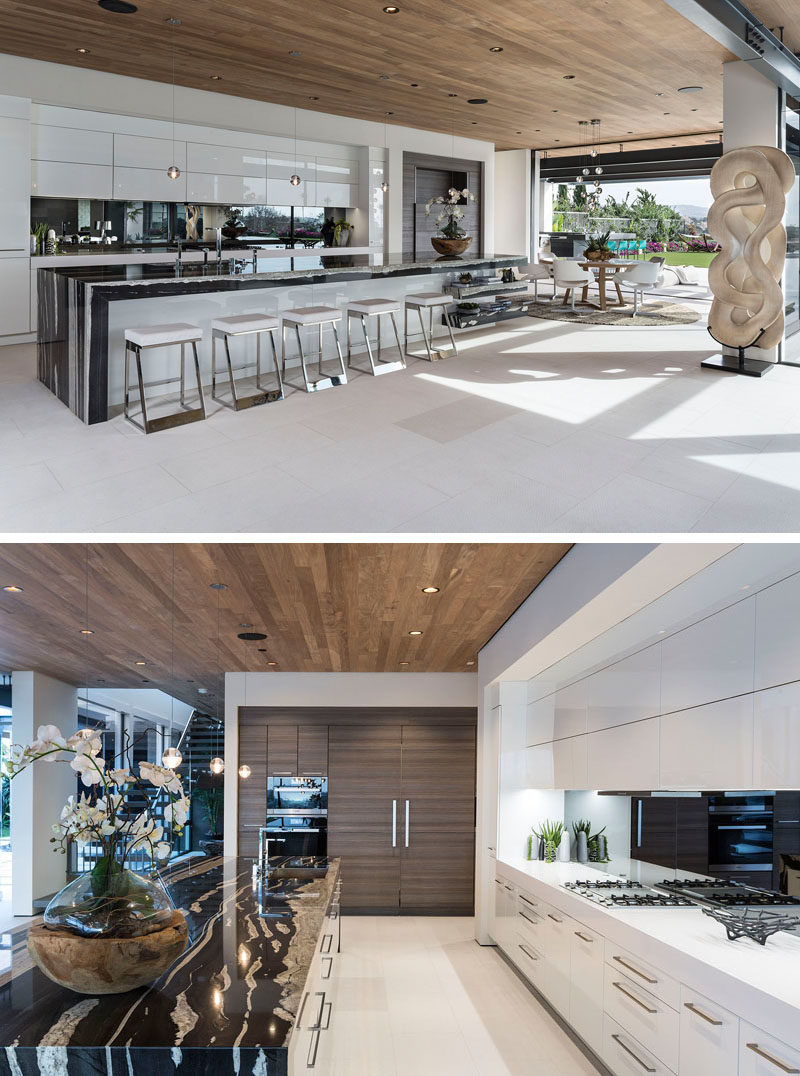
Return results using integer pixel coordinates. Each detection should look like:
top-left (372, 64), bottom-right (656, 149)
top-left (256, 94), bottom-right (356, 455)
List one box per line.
top-left (282, 306), bottom-right (342, 325)
top-left (347, 298), bottom-right (401, 315)
top-left (125, 322), bottom-right (202, 348)
top-left (211, 313), bottom-right (279, 334)
top-left (405, 292), bottom-right (451, 307)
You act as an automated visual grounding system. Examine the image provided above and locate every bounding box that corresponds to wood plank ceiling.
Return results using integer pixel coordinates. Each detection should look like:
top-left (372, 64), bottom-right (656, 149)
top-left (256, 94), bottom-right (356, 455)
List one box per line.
top-left (0, 0), bottom-right (733, 149)
top-left (0, 543), bottom-right (570, 708)
top-left (746, 0), bottom-right (800, 58)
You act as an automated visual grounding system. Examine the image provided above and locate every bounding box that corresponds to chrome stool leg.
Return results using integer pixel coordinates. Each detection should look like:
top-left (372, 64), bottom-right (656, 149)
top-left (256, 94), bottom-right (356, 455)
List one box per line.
top-left (179, 342), bottom-right (186, 407)
top-left (135, 347), bottom-right (149, 432)
top-left (191, 341), bottom-right (206, 420)
top-left (223, 334), bottom-right (239, 409)
top-left (361, 314), bottom-right (377, 374)
top-left (331, 322), bottom-right (346, 382)
top-left (296, 324), bottom-right (311, 392)
top-left (389, 313), bottom-right (406, 368)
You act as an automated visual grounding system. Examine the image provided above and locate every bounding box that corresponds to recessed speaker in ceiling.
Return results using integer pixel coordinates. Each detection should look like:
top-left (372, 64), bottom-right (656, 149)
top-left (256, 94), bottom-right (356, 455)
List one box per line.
top-left (98, 0), bottom-right (138, 13)
top-left (238, 631), bottom-right (268, 641)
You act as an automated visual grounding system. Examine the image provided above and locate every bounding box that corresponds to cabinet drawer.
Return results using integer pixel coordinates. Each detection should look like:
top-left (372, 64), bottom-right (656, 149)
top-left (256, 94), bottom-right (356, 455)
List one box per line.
top-left (514, 932), bottom-right (544, 989)
top-left (679, 985), bottom-right (738, 1076)
top-left (603, 963), bottom-right (678, 1072)
top-left (740, 1021), bottom-right (800, 1076)
top-left (516, 889), bottom-right (547, 917)
top-left (603, 1014), bottom-right (676, 1076)
top-left (516, 903), bottom-right (545, 946)
top-left (570, 921), bottom-right (604, 1056)
top-left (605, 942), bottom-right (680, 1010)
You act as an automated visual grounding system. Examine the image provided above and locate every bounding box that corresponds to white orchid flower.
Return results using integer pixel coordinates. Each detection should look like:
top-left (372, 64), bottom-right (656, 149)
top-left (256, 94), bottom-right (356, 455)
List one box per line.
top-left (154, 842), bottom-right (172, 861)
top-left (166, 796), bottom-right (190, 827)
top-left (70, 752), bottom-right (105, 786)
top-left (108, 768), bottom-right (133, 785)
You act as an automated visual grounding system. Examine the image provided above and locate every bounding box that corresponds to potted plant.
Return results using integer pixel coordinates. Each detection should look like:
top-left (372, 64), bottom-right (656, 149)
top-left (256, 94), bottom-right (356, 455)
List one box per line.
top-left (221, 206), bottom-right (246, 240)
top-left (533, 819), bottom-right (564, 864)
top-left (4, 725), bottom-right (189, 994)
top-left (572, 819), bottom-right (591, 863)
top-left (333, 219), bottom-right (353, 247)
top-left (195, 787), bottom-right (224, 856)
top-left (30, 222), bottom-right (48, 256)
top-left (583, 229), bottom-right (613, 261)
top-left (426, 187), bottom-right (477, 257)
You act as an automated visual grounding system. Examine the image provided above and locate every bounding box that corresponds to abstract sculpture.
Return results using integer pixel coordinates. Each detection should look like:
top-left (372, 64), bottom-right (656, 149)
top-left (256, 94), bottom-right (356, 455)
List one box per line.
top-left (704, 145), bottom-right (795, 377)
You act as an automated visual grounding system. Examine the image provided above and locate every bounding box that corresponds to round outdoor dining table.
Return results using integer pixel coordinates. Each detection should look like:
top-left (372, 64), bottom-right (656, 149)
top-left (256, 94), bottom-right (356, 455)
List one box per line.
top-left (577, 260), bottom-right (630, 311)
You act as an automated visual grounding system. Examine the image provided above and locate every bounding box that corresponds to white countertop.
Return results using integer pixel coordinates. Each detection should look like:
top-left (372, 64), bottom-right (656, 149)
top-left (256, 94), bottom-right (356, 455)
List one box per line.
top-left (31, 246), bottom-right (372, 269)
top-left (498, 857), bottom-right (800, 1048)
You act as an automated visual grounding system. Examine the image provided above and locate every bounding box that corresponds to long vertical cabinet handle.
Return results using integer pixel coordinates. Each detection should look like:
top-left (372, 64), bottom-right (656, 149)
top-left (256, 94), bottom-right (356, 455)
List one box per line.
top-left (405, 800), bottom-right (410, 848)
top-left (392, 800), bottom-right (397, 848)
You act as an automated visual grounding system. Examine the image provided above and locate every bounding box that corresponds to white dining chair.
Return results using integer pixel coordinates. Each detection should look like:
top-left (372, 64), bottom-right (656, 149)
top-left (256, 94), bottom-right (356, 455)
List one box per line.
top-left (616, 256), bottom-right (665, 316)
top-left (523, 261), bottom-right (555, 301)
top-left (552, 259), bottom-right (594, 311)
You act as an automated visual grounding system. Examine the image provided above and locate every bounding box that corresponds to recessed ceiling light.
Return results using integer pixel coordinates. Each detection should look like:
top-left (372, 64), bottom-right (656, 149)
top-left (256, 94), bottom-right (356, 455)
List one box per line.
top-left (516, 131), bottom-right (521, 134)
top-left (551, 109), bottom-right (558, 113)
top-left (210, 75), bottom-right (222, 81)
top-left (210, 582), bottom-right (228, 590)
top-left (258, 648), bottom-right (267, 652)
top-left (240, 623), bottom-right (252, 629)
top-left (76, 47), bottom-right (91, 54)
top-left (79, 628), bottom-right (94, 635)
top-left (663, 112), bottom-right (670, 115)
top-left (678, 85), bottom-right (703, 93)
top-left (399, 661), bottom-right (409, 666)
top-left (655, 92), bottom-right (666, 97)
top-left (267, 661), bottom-right (277, 667)
top-left (410, 83), bottom-right (418, 87)
top-left (2, 585), bottom-right (22, 593)
top-left (289, 50), bottom-right (301, 56)
top-left (385, 110), bottom-right (394, 115)
top-left (466, 660), bottom-right (475, 666)
top-left (691, 108), bottom-right (698, 112)
top-left (198, 687), bottom-right (209, 694)
top-left (379, 74), bottom-right (391, 80)
top-left (140, 678), bottom-right (150, 683)
top-left (468, 98), bottom-right (488, 104)
top-left (308, 95), bottom-right (319, 101)
top-left (408, 629), bottom-right (423, 636)
top-left (421, 586), bottom-right (439, 594)
top-left (383, 4), bottom-right (399, 11)
top-left (562, 74), bottom-right (575, 80)
top-left (489, 46), bottom-right (503, 52)
top-left (448, 93), bottom-right (458, 97)
top-left (98, 0), bottom-right (137, 12)
top-left (135, 660), bottom-right (147, 666)
top-left (165, 16), bottom-right (181, 25)
top-left (554, 139), bottom-right (560, 141)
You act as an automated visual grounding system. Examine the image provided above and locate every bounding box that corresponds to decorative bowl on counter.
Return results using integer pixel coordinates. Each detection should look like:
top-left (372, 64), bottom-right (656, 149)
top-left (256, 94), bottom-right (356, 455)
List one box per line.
top-left (431, 236), bottom-right (472, 257)
top-left (701, 905), bottom-right (800, 945)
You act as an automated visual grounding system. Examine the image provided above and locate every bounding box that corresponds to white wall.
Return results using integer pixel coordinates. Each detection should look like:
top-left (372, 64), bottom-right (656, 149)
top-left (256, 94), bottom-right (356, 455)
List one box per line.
top-left (11, 671), bottom-right (78, 916)
top-left (223, 671), bottom-right (477, 856)
top-left (493, 149), bottom-right (531, 258)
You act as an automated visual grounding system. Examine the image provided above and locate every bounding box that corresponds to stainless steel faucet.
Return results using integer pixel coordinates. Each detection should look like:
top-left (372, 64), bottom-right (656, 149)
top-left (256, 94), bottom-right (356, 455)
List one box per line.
top-left (215, 227), bottom-right (223, 270)
top-left (260, 835), bottom-right (286, 877)
top-left (174, 238), bottom-right (184, 274)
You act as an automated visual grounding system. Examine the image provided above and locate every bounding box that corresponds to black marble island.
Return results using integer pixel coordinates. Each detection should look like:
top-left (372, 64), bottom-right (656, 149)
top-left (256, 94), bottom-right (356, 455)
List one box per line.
top-left (37, 251), bottom-right (527, 423)
top-left (0, 855), bottom-right (341, 1076)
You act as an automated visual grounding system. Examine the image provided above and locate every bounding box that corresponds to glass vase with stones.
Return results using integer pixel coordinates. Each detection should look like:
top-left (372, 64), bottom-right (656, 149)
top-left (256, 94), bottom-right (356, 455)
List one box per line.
top-left (43, 855), bottom-right (174, 938)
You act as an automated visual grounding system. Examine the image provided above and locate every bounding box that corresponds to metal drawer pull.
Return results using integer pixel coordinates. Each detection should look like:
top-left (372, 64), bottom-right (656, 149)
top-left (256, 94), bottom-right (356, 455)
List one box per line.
top-left (684, 1002), bottom-right (722, 1026)
top-left (612, 955), bottom-right (657, 984)
top-left (518, 943), bottom-right (539, 961)
top-left (574, 931), bottom-right (593, 943)
top-left (495, 879), bottom-right (503, 887)
top-left (519, 910), bottom-right (539, 926)
top-left (746, 1044), bottom-right (800, 1073)
top-left (321, 956), bottom-right (333, 980)
top-left (547, 913), bottom-right (563, 923)
top-left (306, 1003), bottom-right (332, 1068)
top-left (273, 771), bottom-right (293, 776)
top-left (612, 980), bottom-right (657, 1014)
top-left (296, 991), bottom-right (310, 1026)
top-left (320, 933), bottom-right (333, 954)
top-left (611, 1034), bottom-right (656, 1073)
top-left (504, 884), bottom-right (514, 891)
top-left (778, 819), bottom-right (800, 823)
top-left (392, 799), bottom-right (397, 848)
top-left (519, 894), bottom-right (537, 908)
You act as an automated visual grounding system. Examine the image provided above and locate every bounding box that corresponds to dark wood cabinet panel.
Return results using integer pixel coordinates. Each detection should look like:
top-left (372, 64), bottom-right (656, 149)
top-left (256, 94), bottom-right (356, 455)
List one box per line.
top-left (327, 725), bottom-right (402, 913)
top-left (676, 797), bottom-right (709, 874)
top-left (267, 725), bottom-right (298, 777)
top-left (238, 720), bottom-right (267, 857)
top-left (400, 724), bottom-right (476, 914)
top-left (298, 725), bottom-right (328, 777)
top-left (631, 798), bottom-right (677, 868)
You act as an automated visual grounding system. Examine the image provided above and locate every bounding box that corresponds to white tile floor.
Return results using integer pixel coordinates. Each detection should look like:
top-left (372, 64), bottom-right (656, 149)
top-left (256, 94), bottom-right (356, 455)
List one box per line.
top-left (326, 916), bottom-right (604, 1076)
top-left (4, 286), bottom-right (800, 532)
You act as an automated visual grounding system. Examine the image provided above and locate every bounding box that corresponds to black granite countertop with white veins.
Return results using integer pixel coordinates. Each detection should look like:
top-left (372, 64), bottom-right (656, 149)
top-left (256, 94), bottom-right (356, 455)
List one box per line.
top-left (0, 854), bottom-right (340, 1076)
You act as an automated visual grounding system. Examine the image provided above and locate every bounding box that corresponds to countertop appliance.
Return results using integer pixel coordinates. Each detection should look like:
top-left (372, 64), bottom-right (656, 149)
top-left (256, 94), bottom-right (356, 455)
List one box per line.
top-left (708, 793), bottom-right (774, 877)
top-left (562, 879), bottom-right (695, 908)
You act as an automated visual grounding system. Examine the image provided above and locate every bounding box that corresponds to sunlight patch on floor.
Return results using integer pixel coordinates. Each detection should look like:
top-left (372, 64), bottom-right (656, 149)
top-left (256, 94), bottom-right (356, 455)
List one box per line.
top-left (698, 453), bottom-right (800, 492)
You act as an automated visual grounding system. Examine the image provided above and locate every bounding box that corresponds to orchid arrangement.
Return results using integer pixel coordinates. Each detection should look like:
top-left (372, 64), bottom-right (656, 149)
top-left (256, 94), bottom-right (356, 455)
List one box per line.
top-left (425, 187), bottom-right (477, 239)
top-left (3, 724), bottom-right (189, 868)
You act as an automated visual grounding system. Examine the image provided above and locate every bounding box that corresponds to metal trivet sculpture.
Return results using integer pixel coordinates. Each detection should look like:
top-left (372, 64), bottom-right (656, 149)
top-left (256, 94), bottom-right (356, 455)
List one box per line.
top-left (704, 144), bottom-right (795, 378)
top-left (702, 905), bottom-right (800, 945)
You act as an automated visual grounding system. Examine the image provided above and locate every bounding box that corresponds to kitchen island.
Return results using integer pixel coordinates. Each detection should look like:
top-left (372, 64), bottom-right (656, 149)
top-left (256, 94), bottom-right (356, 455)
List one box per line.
top-left (37, 251), bottom-right (526, 423)
top-left (0, 854), bottom-right (341, 1075)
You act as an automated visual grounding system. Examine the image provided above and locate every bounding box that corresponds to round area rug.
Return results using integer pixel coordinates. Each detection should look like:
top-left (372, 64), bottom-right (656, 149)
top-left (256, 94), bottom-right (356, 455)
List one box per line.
top-left (525, 299), bottom-right (701, 326)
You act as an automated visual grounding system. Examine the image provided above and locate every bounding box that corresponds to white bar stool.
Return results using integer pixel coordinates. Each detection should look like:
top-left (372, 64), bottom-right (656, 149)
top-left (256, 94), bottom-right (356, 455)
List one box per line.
top-left (346, 299), bottom-right (406, 376)
top-left (211, 314), bottom-right (284, 411)
top-left (281, 306), bottom-right (346, 392)
top-left (124, 322), bottom-right (205, 434)
top-left (404, 293), bottom-right (458, 361)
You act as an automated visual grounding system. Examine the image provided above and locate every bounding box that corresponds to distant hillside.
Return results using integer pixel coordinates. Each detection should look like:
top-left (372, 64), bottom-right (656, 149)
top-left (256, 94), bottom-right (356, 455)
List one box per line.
top-left (672, 203), bottom-right (710, 221)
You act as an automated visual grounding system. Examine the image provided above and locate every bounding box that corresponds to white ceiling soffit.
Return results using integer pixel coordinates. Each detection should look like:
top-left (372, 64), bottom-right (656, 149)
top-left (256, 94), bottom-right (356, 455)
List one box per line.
top-left (82, 687), bottom-right (195, 729)
top-left (492, 543), bottom-right (800, 691)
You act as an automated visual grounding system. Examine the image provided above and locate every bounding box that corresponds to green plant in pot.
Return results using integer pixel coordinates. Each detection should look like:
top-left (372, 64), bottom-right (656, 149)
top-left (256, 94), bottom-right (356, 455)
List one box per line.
top-left (426, 186), bottom-right (477, 257)
top-left (584, 229), bottom-right (613, 261)
top-left (572, 818), bottom-right (591, 863)
top-left (221, 206), bottom-right (246, 240)
top-left (533, 819), bottom-right (564, 864)
top-left (587, 825), bottom-right (609, 863)
top-left (333, 219), bottom-right (353, 247)
top-left (195, 787), bottom-right (224, 855)
top-left (30, 222), bottom-right (48, 256)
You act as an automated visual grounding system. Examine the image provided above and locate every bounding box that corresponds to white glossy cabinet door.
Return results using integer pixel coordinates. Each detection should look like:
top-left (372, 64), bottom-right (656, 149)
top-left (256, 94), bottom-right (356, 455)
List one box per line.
top-left (31, 124), bottom-right (113, 166)
top-left (660, 696), bottom-right (754, 790)
top-left (540, 905), bottom-right (572, 1018)
top-left (553, 734), bottom-right (588, 790)
top-left (316, 181), bottom-right (358, 208)
top-left (754, 571), bottom-right (800, 691)
top-left (603, 1015), bottom-right (674, 1076)
top-left (495, 878), bottom-right (517, 955)
top-left (526, 694), bottom-right (555, 746)
top-left (587, 717), bottom-right (659, 791)
top-left (114, 133), bottom-right (186, 171)
top-left (0, 259), bottom-right (31, 335)
top-left (31, 161), bottom-right (113, 199)
top-left (554, 679), bottom-right (587, 740)
top-left (185, 172), bottom-right (266, 206)
top-left (187, 142), bottom-right (266, 177)
top-left (660, 598), bottom-right (755, 714)
top-left (586, 645), bottom-right (661, 732)
top-left (603, 962), bottom-right (678, 1072)
top-left (739, 1021), bottom-right (800, 1076)
top-left (525, 742), bottom-right (554, 789)
top-left (0, 113), bottom-right (31, 257)
top-left (679, 986), bottom-right (738, 1076)
top-left (113, 166), bottom-right (187, 203)
top-left (315, 157), bottom-right (358, 184)
top-left (754, 682), bottom-right (800, 789)
top-left (569, 922), bottom-right (604, 1056)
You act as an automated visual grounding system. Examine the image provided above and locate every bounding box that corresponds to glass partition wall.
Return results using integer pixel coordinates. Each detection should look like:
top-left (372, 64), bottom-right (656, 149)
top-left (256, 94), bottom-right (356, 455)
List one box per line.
top-left (783, 93), bottom-right (800, 364)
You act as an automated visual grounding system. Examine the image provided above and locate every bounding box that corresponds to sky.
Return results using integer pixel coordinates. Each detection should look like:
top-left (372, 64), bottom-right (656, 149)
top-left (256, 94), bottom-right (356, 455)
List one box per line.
top-left (596, 177), bottom-right (712, 210)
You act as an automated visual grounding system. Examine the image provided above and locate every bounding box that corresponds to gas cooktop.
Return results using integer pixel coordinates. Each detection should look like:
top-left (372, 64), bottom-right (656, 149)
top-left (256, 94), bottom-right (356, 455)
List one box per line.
top-left (654, 878), bottom-right (800, 908)
top-left (563, 879), bottom-right (695, 908)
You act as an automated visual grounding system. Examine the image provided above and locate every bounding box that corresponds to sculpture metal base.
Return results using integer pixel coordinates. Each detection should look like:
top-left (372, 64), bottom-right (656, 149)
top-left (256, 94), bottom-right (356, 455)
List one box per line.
top-left (701, 351), bottom-right (773, 378)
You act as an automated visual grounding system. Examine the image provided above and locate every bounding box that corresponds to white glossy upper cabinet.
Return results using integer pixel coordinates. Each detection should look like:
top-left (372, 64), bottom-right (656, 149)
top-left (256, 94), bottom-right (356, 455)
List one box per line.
top-left (660, 695), bottom-right (754, 790)
top-left (586, 645), bottom-right (661, 732)
top-left (114, 134), bottom-right (187, 172)
top-left (754, 682), bottom-right (800, 788)
top-left (32, 161), bottom-right (113, 200)
top-left (553, 735), bottom-right (588, 790)
top-left (525, 743), bottom-right (555, 789)
top-left (586, 718), bottom-right (659, 791)
top-left (113, 166), bottom-right (187, 203)
top-left (185, 173), bottom-right (266, 206)
top-left (187, 142), bottom-right (266, 178)
top-left (553, 680), bottom-right (587, 740)
top-left (32, 125), bottom-right (113, 166)
top-left (268, 153), bottom-right (316, 206)
top-left (0, 97), bottom-right (31, 257)
top-left (754, 571), bottom-right (800, 691)
top-left (526, 695), bottom-right (555, 746)
top-left (660, 598), bottom-right (755, 714)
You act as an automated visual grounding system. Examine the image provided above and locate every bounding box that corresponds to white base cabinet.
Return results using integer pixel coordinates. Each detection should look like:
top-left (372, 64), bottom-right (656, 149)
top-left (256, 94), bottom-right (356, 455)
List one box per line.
top-left (603, 1014), bottom-right (676, 1076)
top-left (679, 986), bottom-right (738, 1076)
top-left (569, 921), bottom-right (604, 1056)
top-left (739, 1022), bottom-right (800, 1076)
top-left (0, 258), bottom-right (30, 336)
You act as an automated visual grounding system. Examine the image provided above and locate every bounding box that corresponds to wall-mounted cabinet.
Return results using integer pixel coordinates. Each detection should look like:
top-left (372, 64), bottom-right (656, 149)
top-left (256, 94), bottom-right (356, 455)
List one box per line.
top-left (32, 124), bottom-right (113, 167)
top-left (553, 680), bottom-right (587, 740)
top-left (587, 718), bottom-right (659, 791)
top-left (185, 172), bottom-right (266, 206)
top-left (187, 142), bottom-right (266, 178)
top-left (113, 165), bottom-right (187, 202)
top-left (114, 133), bottom-right (186, 172)
top-left (754, 571), bottom-right (800, 691)
top-left (553, 734), bottom-right (588, 790)
top-left (659, 695), bottom-right (754, 790)
top-left (31, 160), bottom-right (113, 200)
top-left (526, 695), bottom-right (555, 747)
top-left (586, 645), bottom-right (661, 732)
top-left (754, 682), bottom-right (800, 789)
top-left (660, 599), bottom-right (755, 714)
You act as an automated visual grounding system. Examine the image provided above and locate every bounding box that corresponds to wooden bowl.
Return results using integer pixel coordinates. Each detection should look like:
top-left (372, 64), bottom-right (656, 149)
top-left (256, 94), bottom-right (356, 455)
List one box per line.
top-left (27, 910), bottom-right (188, 994)
top-left (431, 236), bottom-right (472, 257)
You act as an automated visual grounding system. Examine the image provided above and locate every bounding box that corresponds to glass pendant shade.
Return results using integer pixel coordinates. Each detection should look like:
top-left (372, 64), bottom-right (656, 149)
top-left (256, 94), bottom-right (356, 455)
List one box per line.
top-left (381, 180), bottom-right (389, 193)
top-left (238, 764), bottom-right (251, 779)
top-left (290, 174), bottom-right (301, 187)
top-left (590, 148), bottom-right (598, 158)
top-left (162, 746), bottom-right (182, 769)
top-left (574, 175), bottom-right (582, 183)
top-left (582, 167), bottom-right (590, 176)
top-left (595, 166), bottom-right (603, 175)
top-left (44, 868), bottom-right (174, 938)
top-left (210, 756), bottom-right (225, 775)
top-left (167, 164), bottom-right (181, 180)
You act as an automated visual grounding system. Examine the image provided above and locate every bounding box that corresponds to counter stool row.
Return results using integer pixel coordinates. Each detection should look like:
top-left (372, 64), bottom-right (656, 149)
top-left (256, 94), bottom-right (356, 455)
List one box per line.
top-left (124, 293), bottom-right (457, 433)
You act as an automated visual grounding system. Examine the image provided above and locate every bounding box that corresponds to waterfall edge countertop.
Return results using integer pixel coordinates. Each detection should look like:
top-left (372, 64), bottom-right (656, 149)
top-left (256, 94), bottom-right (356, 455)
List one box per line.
top-left (0, 855), bottom-right (340, 1075)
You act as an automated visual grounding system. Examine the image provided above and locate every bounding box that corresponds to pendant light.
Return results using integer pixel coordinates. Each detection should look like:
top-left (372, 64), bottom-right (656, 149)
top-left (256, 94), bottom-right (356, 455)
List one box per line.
top-left (381, 111), bottom-right (390, 193)
top-left (162, 544), bottom-right (182, 769)
top-left (209, 581), bottom-right (225, 774)
top-left (165, 17), bottom-right (182, 181)
top-left (237, 623), bottom-right (250, 780)
top-left (290, 107), bottom-right (301, 187)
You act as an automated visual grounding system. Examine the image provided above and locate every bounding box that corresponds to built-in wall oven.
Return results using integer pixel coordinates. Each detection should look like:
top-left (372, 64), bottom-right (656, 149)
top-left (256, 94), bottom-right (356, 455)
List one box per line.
top-left (708, 793), bottom-right (774, 878)
top-left (263, 776), bottom-right (328, 858)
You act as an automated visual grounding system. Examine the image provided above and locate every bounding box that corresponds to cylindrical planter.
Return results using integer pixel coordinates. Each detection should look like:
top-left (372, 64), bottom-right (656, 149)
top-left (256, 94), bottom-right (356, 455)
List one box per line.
top-left (576, 832), bottom-right (589, 863)
top-left (544, 840), bottom-right (558, 864)
top-left (558, 831), bottom-right (571, 862)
